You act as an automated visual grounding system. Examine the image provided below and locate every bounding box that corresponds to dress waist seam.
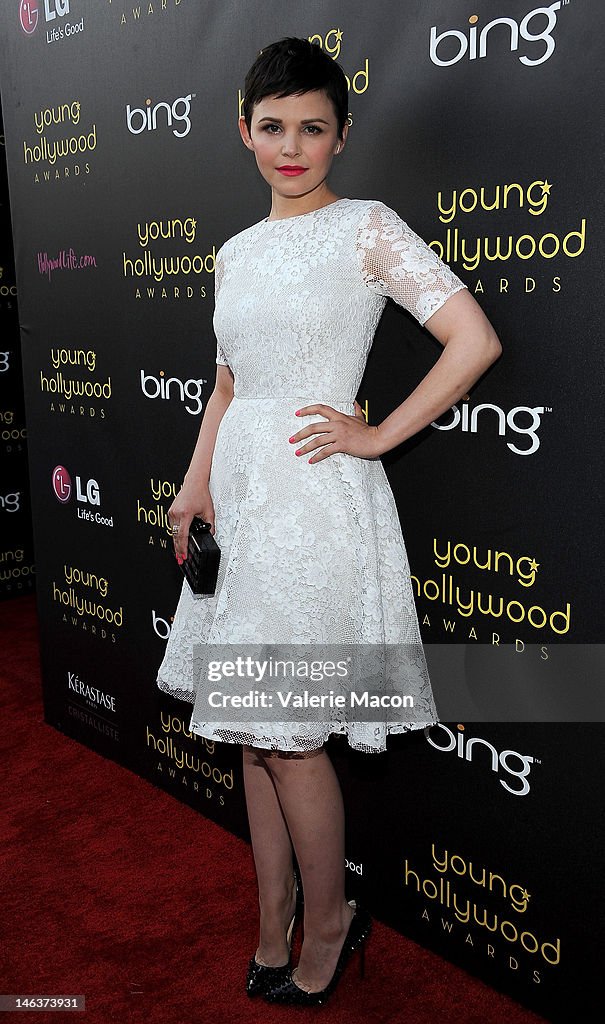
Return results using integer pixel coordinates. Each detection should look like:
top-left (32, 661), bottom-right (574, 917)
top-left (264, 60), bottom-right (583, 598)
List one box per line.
top-left (232, 394), bottom-right (354, 402)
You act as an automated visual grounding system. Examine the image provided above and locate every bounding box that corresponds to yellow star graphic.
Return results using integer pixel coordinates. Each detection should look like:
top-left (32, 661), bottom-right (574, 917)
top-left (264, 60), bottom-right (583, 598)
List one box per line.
top-left (529, 559), bottom-right (539, 572)
top-left (335, 29), bottom-right (343, 42)
top-left (541, 181), bottom-right (552, 195)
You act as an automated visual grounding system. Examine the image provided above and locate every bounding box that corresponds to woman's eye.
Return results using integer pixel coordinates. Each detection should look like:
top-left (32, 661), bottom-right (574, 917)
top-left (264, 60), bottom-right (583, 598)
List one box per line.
top-left (260, 124), bottom-right (322, 135)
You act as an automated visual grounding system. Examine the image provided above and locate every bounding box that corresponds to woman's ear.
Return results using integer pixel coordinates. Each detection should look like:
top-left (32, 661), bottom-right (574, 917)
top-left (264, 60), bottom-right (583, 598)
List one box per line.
top-left (334, 121), bottom-right (349, 154)
top-left (238, 115), bottom-right (255, 151)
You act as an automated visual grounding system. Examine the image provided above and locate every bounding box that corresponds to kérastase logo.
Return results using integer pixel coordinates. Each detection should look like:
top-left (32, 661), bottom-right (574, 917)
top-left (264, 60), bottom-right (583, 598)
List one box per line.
top-left (126, 94), bottom-right (196, 139)
top-left (430, 2), bottom-right (566, 68)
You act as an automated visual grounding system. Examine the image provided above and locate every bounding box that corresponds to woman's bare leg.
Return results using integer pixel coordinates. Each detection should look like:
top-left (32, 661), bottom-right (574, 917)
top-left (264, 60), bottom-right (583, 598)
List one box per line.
top-left (260, 746), bottom-right (354, 992)
top-left (242, 744), bottom-right (297, 965)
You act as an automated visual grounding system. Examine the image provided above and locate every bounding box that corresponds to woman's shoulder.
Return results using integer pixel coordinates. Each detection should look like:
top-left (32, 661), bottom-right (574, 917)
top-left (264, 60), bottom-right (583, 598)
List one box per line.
top-left (343, 196), bottom-right (411, 224)
top-left (216, 217), bottom-right (267, 263)
top-left (340, 197), bottom-right (415, 237)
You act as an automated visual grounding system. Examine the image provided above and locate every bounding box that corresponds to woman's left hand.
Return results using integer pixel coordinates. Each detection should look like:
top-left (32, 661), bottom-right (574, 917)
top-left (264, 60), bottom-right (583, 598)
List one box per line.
top-left (289, 400), bottom-right (382, 462)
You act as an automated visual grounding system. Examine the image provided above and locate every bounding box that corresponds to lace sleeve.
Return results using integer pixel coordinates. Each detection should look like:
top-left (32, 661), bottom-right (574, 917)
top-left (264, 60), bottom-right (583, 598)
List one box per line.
top-left (356, 202), bottom-right (467, 326)
top-left (214, 248), bottom-right (229, 366)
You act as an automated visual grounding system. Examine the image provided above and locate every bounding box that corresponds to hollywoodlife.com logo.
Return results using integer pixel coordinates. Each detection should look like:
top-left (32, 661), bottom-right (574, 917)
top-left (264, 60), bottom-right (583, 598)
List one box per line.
top-left (429, 2), bottom-right (565, 68)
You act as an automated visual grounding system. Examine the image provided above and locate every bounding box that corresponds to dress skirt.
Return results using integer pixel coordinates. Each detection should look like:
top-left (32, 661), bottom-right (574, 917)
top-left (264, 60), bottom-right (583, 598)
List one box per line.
top-left (156, 394), bottom-right (440, 753)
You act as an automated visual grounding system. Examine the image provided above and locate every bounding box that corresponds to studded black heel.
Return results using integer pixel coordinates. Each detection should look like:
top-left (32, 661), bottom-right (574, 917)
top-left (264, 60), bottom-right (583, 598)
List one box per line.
top-left (262, 900), bottom-right (371, 1006)
top-left (245, 872), bottom-right (304, 998)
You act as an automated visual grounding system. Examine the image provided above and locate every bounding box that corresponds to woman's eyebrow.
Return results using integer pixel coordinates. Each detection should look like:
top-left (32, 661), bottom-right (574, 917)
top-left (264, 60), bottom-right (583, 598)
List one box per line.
top-left (256, 116), bottom-right (330, 125)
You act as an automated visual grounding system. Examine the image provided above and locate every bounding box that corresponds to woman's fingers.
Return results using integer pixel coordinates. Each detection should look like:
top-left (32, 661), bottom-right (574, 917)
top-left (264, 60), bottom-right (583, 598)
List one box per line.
top-left (174, 523), bottom-right (190, 564)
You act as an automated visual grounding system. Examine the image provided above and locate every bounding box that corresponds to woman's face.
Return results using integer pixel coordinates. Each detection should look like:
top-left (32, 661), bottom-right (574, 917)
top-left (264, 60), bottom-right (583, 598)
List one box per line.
top-left (239, 89), bottom-right (347, 200)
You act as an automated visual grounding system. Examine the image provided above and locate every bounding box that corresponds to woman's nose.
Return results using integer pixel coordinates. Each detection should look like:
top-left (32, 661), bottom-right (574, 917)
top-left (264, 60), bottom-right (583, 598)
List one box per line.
top-left (281, 133), bottom-right (301, 158)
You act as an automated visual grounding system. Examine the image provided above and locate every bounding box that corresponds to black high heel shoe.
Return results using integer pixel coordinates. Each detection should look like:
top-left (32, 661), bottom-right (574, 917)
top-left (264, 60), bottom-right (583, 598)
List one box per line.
top-left (262, 899), bottom-right (371, 1006)
top-left (245, 873), bottom-right (304, 998)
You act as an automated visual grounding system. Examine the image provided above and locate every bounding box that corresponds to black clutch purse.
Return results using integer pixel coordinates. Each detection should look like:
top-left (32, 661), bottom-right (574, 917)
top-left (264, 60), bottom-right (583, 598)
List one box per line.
top-left (180, 517), bottom-right (221, 596)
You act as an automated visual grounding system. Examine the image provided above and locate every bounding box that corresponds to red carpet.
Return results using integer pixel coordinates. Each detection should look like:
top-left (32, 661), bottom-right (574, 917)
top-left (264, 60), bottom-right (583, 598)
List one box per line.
top-left (0, 593), bottom-right (549, 1024)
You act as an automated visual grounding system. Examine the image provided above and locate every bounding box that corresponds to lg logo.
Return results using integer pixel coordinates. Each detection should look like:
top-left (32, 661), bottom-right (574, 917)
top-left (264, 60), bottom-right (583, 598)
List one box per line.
top-left (126, 94), bottom-right (195, 139)
top-left (52, 465), bottom-right (99, 505)
top-left (430, 2), bottom-right (564, 68)
top-left (19, 1), bottom-right (40, 33)
top-left (20, 1), bottom-right (72, 34)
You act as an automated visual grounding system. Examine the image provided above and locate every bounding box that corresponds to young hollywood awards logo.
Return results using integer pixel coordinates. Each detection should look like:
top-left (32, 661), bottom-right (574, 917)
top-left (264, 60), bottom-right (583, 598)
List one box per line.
top-left (429, 176), bottom-right (585, 301)
top-left (39, 347), bottom-right (110, 418)
top-left (24, 99), bottom-right (95, 182)
top-left (124, 215), bottom-right (215, 301)
top-left (109, 0), bottom-right (187, 28)
top-left (137, 476), bottom-right (181, 545)
top-left (148, 711), bottom-right (233, 809)
top-left (0, 545), bottom-right (35, 594)
top-left (51, 463), bottom-right (114, 527)
top-left (429, 3), bottom-right (567, 68)
top-left (414, 537), bottom-right (571, 640)
top-left (52, 562), bottom-right (122, 643)
top-left (404, 841), bottom-right (560, 986)
top-left (1, 407), bottom-right (27, 455)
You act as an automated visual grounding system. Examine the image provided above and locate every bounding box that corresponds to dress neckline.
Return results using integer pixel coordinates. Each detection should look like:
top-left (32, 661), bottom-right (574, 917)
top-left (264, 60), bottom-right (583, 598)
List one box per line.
top-left (262, 197), bottom-right (350, 224)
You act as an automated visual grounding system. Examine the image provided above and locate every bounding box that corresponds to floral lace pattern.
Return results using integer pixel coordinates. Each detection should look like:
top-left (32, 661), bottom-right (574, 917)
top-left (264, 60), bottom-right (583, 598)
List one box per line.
top-left (156, 198), bottom-right (467, 753)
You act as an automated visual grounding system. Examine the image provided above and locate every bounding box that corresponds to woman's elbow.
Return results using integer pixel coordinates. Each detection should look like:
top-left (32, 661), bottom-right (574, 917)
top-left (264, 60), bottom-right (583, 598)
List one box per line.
top-left (484, 327), bottom-right (503, 366)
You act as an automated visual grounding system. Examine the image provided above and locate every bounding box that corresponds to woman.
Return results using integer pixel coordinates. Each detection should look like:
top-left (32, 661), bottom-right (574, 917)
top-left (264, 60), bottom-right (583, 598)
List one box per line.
top-left (156, 37), bottom-right (501, 1006)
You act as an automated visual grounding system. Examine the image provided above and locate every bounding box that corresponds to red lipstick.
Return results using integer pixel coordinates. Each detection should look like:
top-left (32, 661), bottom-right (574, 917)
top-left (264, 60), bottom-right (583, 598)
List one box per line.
top-left (277, 166), bottom-right (307, 176)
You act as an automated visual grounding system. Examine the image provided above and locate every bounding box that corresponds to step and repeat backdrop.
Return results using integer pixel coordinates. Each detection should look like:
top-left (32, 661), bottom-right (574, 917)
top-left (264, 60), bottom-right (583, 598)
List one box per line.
top-left (0, 106), bottom-right (34, 600)
top-left (1, 2), bottom-right (603, 1021)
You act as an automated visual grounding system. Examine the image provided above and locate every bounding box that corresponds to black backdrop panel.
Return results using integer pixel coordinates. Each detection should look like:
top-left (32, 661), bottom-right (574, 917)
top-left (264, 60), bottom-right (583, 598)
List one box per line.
top-left (1, 2), bottom-right (603, 1020)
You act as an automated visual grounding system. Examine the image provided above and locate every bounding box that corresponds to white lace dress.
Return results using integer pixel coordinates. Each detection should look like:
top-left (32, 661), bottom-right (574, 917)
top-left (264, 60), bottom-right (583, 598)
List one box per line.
top-left (156, 198), bottom-right (467, 752)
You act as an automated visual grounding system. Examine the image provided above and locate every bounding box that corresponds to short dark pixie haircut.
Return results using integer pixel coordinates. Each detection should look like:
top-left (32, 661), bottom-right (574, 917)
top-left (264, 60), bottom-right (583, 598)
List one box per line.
top-left (243, 37), bottom-right (349, 140)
